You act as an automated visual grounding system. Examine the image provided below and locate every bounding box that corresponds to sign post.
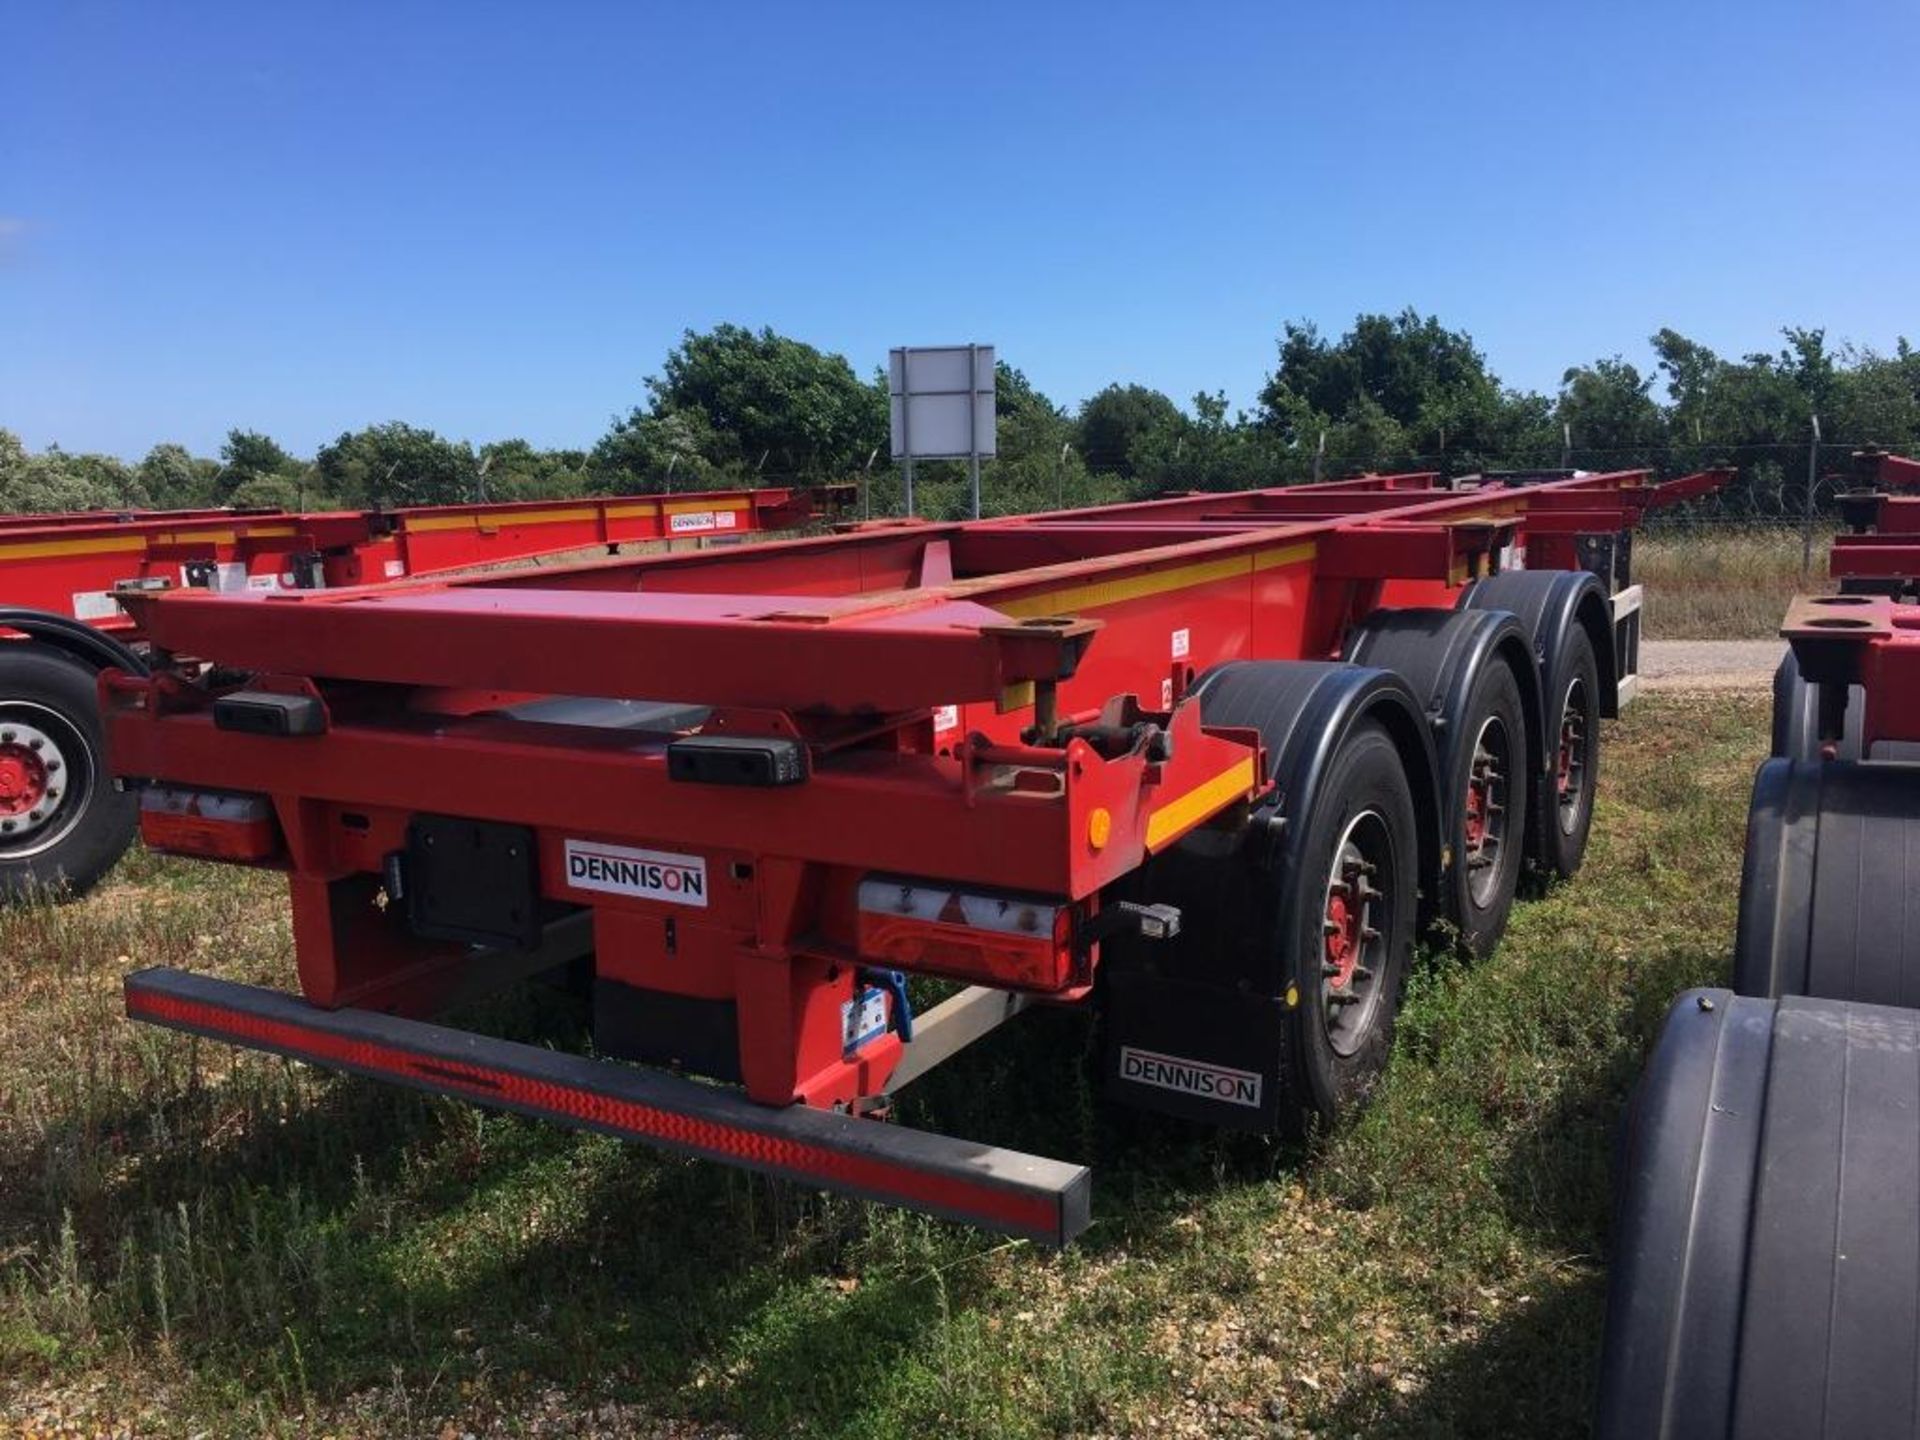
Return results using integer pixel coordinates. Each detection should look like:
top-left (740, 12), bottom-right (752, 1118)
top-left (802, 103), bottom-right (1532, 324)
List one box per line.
top-left (889, 345), bottom-right (996, 518)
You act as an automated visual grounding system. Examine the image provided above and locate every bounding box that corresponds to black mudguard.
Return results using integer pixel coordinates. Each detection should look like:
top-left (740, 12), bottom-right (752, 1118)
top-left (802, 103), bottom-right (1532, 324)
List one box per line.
top-left (1457, 568), bottom-right (1616, 722)
top-left (1344, 605), bottom-right (1540, 887)
top-left (1599, 989), bottom-right (1920, 1439)
top-left (0, 606), bottom-right (147, 676)
top-left (1734, 757), bottom-right (1920, 1005)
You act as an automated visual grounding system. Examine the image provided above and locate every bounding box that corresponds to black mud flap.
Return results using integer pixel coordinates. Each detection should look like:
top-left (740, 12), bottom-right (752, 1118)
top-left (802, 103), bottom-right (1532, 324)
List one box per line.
top-left (596, 981), bottom-right (743, 1083)
top-left (1103, 968), bottom-right (1287, 1133)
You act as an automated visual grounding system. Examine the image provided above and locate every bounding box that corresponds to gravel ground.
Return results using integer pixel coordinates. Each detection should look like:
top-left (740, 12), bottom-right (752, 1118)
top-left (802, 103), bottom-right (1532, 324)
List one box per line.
top-left (1638, 639), bottom-right (1782, 693)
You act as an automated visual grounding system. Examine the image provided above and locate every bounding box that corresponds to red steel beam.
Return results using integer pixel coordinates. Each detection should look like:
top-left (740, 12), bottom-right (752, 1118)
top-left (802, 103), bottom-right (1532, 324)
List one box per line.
top-left (1782, 593), bottom-right (1920, 748)
top-left (0, 485), bottom-right (836, 633)
top-left (125, 589), bottom-right (1097, 713)
top-left (118, 470), bottom-right (1707, 711)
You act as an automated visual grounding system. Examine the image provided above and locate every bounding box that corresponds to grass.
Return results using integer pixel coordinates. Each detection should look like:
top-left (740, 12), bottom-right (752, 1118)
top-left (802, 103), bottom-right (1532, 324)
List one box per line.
top-left (1636, 525), bottom-right (1828, 639)
top-left (0, 694), bottom-right (1767, 1438)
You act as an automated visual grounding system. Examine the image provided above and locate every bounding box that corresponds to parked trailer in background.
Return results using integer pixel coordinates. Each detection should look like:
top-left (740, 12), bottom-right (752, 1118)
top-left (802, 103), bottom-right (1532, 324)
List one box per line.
top-left (104, 466), bottom-right (1725, 1244)
top-left (0, 486), bottom-right (839, 899)
top-left (1600, 455), bottom-right (1920, 1438)
top-left (1768, 445), bottom-right (1920, 762)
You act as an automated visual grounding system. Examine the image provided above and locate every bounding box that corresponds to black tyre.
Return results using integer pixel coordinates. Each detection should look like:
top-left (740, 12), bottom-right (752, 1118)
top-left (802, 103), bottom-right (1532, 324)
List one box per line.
top-left (1600, 988), bottom-right (1920, 1439)
top-left (1770, 646), bottom-right (1865, 761)
top-left (1734, 757), bottom-right (1920, 1005)
top-left (0, 643), bottom-right (136, 900)
top-left (1447, 659), bottom-right (1527, 956)
top-left (1536, 623), bottom-right (1599, 880)
top-left (1280, 720), bottom-right (1419, 1125)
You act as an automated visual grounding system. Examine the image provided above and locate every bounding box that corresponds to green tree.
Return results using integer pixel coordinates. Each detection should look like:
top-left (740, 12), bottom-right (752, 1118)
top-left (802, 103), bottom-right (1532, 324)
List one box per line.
top-left (477, 439), bottom-right (594, 500)
top-left (590, 407), bottom-right (725, 492)
top-left (313, 422), bottom-right (478, 508)
top-left (137, 443), bottom-right (212, 508)
top-left (982, 366), bottom-right (1082, 514)
top-left (1127, 391), bottom-right (1292, 493)
top-left (1829, 343), bottom-right (1920, 448)
top-left (1075, 384), bottom-right (1182, 478)
top-left (219, 429), bottom-right (300, 499)
top-left (227, 474), bottom-right (303, 511)
top-left (1261, 312), bottom-right (1490, 436)
top-left (1257, 309), bottom-right (1543, 473)
top-left (0, 432), bottom-right (134, 512)
top-left (601, 323), bottom-right (885, 484)
top-left (1556, 358), bottom-right (1667, 463)
top-left (1652, 328), bottom-right (1821, 450)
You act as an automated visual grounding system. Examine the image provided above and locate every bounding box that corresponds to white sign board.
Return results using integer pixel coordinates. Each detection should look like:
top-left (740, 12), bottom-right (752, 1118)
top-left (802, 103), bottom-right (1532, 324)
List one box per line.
top-left (889, 345), bottom-right (996, 460)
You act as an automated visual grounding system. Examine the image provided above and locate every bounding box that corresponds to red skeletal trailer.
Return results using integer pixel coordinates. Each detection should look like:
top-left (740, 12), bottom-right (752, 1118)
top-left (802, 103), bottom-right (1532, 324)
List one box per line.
top-left (104, 466), bottom-right (1727, 1243)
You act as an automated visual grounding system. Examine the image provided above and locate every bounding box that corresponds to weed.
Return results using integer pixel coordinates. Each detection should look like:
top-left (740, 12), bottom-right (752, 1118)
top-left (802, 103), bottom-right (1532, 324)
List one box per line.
top-left (1637, 526), bottom-right (1829, 638)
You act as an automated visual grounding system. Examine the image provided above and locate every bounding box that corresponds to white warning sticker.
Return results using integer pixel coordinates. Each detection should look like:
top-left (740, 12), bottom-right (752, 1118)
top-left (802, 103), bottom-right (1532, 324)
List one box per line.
top-left (1171, 627), bottom-right (1191, 659)
top-left (383, 559), bottom-right (406, 578)
top-left (563, 839), bottom-right (709, 908)
top-left (246, 573), bottom-right (280, 591)
top-left (932, 704), bottom-right (960, 733)
top-left (842, 987), bottom-right (889, 1055)
top-left (71, 590), bottom-right (121, 621)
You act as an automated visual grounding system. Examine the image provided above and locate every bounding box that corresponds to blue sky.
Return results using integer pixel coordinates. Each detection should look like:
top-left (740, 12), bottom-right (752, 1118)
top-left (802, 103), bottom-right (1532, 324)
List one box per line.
top-left (4, 1), bottom-right (1915, 460)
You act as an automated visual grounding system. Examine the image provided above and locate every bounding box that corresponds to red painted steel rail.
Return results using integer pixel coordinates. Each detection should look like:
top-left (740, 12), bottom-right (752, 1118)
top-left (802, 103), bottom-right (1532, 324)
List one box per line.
top-left (1827, 448), bottom-right (1920, 587)
top-left (0, 485), bottom-right (835, 633)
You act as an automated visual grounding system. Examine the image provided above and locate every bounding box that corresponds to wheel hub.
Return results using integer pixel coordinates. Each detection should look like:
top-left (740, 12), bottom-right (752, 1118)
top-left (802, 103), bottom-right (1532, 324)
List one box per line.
top-left (1556, 679), bottom-right (1589, 833)
top-left (1320, 810), bottom-right (1390, 1057)
top-left (1463, 716), bottom-right (1509, 905)
top-left (0, 719), bottom-right (67, 840)
top-left (1323, 889), bottom-right (1359, 986)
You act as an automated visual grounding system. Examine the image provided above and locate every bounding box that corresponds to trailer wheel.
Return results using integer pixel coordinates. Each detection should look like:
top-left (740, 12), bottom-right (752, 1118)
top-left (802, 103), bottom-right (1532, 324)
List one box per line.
top-left (1340, 606), bottom-right (1540, 954)
top-left (0, 643), bottom-right (135, 901)
top-left (1446, 659), bottom-right (1527, 954)
top-left (1102, 663), bottom-right (1438, 1136)
top-left (1286, 720), bottom-right (1420, 1119)
top-left (1536, 623), bottom-right (1599, 880)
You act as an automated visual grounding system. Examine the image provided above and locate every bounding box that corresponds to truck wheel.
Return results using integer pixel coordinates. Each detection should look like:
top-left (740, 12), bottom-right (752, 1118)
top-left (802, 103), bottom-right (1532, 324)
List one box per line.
top-left (1340, 605), bottom-right (1539, 955)
top-left (1285, 720), bottom-right (1420, 1121)
top-left (1536, 623), bottom-right (1599, 880)
top-left (0, 643), bottom-right (136, 901)
top-left (1448, 659), bottom-right (1527, 955)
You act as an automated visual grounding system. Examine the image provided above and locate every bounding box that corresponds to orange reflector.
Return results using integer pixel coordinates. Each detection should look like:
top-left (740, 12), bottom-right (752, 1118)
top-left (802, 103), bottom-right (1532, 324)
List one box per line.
top-left (139, 786), bottom-right (281, 862)
top-left (857, 876), bottom-right (1074, 991)
top-left (1087, 807), bottom-right (1112, 851)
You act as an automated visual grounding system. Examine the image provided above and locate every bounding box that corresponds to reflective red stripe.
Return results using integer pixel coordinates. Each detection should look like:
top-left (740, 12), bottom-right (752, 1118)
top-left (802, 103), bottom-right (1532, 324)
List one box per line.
top-left (126, 986), bottom-right (1056, 1235)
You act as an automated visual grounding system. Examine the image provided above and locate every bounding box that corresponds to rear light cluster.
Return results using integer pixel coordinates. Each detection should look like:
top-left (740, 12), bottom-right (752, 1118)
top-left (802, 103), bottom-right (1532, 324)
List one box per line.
top-left (139, 786), bottom-right (282, 862)
top-left (857, 875), bottom-right (1074, 991)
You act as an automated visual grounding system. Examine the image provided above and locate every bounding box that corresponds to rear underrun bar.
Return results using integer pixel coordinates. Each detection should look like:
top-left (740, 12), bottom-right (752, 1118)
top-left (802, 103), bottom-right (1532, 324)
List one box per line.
top-left (125, 967), bottom-right (1092, 1246)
